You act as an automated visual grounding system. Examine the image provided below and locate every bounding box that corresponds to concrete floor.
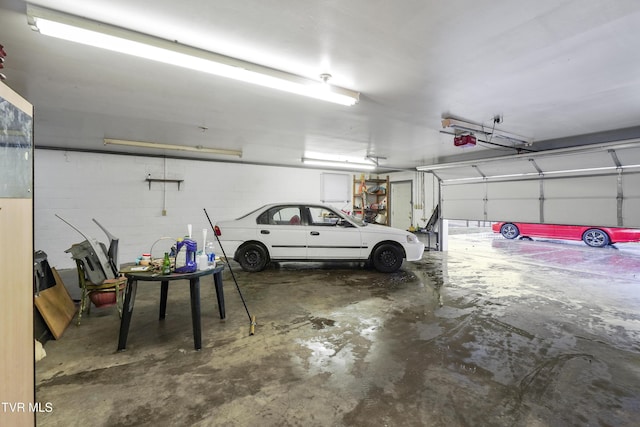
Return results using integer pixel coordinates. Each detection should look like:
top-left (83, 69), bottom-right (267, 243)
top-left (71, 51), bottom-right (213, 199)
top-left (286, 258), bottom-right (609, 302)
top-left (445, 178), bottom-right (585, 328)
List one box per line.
top-left (35, 231), bottom-right (640, 426)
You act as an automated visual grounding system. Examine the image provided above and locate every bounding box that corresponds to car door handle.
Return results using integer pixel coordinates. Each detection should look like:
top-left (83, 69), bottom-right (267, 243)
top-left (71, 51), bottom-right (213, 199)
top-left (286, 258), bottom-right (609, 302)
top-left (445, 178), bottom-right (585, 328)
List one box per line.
top-left (310, 231), bottom-right (320, 236)
top-left (260, 230), bottom-right (270, 234)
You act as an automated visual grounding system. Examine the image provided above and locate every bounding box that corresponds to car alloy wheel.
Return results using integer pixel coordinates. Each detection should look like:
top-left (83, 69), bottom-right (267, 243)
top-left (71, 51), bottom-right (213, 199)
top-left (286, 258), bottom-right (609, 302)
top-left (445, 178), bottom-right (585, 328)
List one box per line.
top-left (583, 229), bottom-right (610, 248)
top-left (500, 223), bottom-right (519, 239)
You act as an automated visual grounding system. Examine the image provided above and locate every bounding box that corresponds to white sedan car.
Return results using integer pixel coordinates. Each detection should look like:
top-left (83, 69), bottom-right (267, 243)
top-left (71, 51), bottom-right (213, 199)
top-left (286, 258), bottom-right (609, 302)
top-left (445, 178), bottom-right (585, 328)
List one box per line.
top-left (213, 203), bottom-right (425, 273)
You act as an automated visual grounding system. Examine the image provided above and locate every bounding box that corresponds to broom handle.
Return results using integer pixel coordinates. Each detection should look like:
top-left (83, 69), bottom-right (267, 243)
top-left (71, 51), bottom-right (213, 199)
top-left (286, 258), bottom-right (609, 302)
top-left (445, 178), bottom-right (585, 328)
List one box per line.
top-left (203, 209), bottom-right (253, 323)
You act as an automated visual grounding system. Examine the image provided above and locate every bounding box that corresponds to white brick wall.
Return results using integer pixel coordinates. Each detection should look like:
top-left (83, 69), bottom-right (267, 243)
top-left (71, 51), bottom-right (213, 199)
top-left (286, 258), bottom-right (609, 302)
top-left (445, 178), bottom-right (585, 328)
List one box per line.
top-left (35, 150), bottom-right (345, 269)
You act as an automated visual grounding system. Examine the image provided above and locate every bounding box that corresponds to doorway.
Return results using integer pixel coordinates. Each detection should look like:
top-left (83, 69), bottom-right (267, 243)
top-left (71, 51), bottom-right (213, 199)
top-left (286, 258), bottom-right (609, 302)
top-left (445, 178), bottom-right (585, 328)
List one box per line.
top-left (390, 180), bottom-right (412, 231)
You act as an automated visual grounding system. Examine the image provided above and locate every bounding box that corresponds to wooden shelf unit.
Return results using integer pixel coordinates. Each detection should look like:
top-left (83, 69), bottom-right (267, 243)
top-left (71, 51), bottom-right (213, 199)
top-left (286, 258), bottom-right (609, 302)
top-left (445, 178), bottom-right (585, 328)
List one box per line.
top-left (353, 175), bottom-right (390, 226)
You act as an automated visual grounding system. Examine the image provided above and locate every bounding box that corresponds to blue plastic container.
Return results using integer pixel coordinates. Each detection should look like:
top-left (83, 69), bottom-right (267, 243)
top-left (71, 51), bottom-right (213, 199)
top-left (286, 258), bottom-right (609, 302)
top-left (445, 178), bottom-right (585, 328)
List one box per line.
top-left (174, 238), bottom-right (197, 273)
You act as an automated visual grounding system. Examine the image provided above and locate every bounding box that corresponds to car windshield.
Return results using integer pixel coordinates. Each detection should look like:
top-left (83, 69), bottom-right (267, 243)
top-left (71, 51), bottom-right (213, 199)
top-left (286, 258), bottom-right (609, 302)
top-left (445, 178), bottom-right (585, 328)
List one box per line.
top-left (325, 208), bottom-right (365, 227)
top-left (312, 206), bottom-right (366, 227)
top-left (346, 213), bottom-right (366, 227)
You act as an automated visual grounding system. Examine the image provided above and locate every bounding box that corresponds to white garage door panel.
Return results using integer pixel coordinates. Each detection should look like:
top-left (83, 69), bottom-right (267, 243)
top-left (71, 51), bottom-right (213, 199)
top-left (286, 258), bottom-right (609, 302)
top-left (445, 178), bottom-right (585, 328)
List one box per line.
top-left (622, 173), bottom-right (640, 225)
top-left (476, 158), bottom-right (537, 177)
top-left (544, 175), bottom-right (617, 198)
top-left (545, 198), bottom-right (617, 226)
top-left (441, 183), bottom-right (485, 219)
top-left (443, 182), bottom-right (485, 199)
top-left (443, 199), bottom-right (485, 219)
top-left (544, 176), bottom-right (618, 226)
top-left (487, 199), bottom-right (539, 222)
top-left (623, 199), bottom-right (640, 226)
top-left (486, 180), bottom-right (539, 222)
top-left (534, 151), bottom-right (614, 172)
top-left (435, 167), bottom-right (480, 181)
top-left (488, 180), bottom-right (538, 198)
top-left (616, 147), bottom-right (640, 166)
top-left (622, 173), bottom-right (640, 196)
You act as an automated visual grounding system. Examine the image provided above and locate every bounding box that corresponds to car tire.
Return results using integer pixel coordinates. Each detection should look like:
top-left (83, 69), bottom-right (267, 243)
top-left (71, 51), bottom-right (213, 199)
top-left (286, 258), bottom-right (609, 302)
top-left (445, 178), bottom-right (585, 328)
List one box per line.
top-left (582, 229), bottom-right (610, 247)
top-left (371, 244), bottom-right (403, 273)
top-left (237, 243), bottom-right (269, 272)
top-left (500, 223), bottom-right (520, 239)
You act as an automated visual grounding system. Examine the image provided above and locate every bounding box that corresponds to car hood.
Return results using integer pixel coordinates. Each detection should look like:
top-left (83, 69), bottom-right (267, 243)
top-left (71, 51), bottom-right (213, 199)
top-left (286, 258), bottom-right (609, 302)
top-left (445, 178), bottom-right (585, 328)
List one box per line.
top-left (359, 223), bottom-right (411, 236)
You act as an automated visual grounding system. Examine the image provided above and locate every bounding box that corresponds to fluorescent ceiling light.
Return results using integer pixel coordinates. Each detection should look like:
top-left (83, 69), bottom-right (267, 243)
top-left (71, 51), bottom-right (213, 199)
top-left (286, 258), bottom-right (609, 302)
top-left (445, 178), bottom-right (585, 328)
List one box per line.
top-left (26, 5), bottom-right (360, 106)
top-left (104, 138), bottom-right (242, 157)
top-left (302, 157), bottom-right (376, 170)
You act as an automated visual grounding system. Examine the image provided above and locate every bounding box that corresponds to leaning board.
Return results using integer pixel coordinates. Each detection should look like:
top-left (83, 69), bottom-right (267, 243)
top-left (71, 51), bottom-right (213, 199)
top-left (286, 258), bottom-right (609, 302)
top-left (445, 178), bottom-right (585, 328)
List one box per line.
top-left (34, 268), bottom-right (77, 339)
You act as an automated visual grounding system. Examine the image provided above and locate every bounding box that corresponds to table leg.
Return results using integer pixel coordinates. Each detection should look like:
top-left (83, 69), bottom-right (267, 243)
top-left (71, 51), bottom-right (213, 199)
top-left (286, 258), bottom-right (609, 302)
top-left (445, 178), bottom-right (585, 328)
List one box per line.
top-left (117, 278), bottom-right (138, 351)
top-left (213, 270), bottom-right (226, 319)
top-left (189, 278), bottom-right (202, 350)
top-left (159, 280), bottom-right (169, 320)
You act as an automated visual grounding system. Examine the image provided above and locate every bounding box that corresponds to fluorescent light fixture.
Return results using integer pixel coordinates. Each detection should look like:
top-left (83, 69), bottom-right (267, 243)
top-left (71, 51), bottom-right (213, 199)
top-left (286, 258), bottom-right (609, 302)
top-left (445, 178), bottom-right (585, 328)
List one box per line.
top-left (104, 138), bottom-right (242, 157)
top-left (302, 157), bottom-right (376, 170)
top-left (26, 5), bottom-right (360, 106)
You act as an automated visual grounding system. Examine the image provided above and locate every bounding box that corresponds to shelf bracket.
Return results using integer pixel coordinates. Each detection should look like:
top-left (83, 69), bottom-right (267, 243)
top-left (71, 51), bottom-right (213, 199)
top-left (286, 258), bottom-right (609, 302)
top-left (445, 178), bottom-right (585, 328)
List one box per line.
top-left (146, 178), bottom-right (184, 190)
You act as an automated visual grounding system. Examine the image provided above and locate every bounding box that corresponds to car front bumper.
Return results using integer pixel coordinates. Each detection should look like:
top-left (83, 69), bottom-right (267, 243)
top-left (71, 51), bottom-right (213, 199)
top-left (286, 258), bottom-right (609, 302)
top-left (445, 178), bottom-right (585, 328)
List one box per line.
top-left (404, 241), bottom-right (425, 261)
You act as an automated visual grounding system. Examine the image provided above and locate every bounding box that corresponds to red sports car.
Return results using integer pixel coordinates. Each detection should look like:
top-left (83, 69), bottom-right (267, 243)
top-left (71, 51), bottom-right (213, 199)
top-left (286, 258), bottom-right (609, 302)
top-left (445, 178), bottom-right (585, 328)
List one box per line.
top-left (491, 222), bottom-right (640, 247)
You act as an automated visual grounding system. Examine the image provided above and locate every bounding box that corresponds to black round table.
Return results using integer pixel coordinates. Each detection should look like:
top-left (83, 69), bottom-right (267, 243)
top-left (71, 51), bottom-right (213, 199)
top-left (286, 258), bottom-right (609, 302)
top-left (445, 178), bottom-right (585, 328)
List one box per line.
top-left (117, 265), bottom-right (225, 351)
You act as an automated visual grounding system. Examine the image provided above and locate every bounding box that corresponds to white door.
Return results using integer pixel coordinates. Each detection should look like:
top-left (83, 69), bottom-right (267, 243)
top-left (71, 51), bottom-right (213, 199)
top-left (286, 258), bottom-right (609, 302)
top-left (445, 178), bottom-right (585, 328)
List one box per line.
top-left (391, 181), bottom-right (412, 230)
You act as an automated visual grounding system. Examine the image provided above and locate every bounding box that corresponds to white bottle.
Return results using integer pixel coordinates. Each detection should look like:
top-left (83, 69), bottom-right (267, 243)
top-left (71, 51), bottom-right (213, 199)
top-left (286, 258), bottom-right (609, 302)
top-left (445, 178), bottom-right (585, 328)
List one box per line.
top-left (197, 253), bottom-right (209, 270)
top-left (205, 241), bottom-right (216, 267)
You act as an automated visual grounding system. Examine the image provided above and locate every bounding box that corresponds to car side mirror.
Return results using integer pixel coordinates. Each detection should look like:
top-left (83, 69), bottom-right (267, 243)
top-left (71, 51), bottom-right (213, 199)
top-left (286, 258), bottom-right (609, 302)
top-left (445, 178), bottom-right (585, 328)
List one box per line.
top-left (336, 219), bottom-right (353, 227)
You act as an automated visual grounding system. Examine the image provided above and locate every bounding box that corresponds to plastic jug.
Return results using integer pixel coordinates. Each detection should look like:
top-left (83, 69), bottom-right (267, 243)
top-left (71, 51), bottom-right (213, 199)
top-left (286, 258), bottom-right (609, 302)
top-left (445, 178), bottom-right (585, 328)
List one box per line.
top-left (197, 253), bottom-right (209, 271)
top-left (174, 238), bottom-right (197, 273)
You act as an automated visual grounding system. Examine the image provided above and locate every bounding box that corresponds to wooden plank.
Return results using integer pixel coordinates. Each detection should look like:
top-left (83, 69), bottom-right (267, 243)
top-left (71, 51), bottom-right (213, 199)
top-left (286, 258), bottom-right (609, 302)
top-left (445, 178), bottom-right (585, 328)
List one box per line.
top-left (0, 198), bottom-right (34, 427)
top-left (33, 268), bottom-right (77, 339)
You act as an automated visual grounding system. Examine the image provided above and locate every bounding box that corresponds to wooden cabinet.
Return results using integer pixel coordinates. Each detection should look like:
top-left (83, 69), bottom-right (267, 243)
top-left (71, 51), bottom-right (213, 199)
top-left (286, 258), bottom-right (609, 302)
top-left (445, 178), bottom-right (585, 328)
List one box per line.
top-left (0, 82), bottom-right (35, 426)
top-left (352, 175), bottom-right (390, 226)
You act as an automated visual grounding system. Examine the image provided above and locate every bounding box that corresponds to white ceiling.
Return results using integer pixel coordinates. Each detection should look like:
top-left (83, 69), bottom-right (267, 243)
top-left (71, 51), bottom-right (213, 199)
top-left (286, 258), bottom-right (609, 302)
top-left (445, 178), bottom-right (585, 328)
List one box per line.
top-left (1, 0), bottom-right (640, 170)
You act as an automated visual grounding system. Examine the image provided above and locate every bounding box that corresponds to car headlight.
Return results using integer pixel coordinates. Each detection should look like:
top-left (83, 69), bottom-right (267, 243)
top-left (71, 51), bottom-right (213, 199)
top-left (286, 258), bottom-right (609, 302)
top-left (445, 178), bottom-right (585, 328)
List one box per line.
top-left (406, 233), bottom-right (419, 243)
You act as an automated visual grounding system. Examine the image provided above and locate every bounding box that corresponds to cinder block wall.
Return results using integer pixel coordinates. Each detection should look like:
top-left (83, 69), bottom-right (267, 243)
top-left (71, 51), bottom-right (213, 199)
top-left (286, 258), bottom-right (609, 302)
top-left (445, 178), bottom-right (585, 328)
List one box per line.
top-left (34, 150), bottom-right (347, 269)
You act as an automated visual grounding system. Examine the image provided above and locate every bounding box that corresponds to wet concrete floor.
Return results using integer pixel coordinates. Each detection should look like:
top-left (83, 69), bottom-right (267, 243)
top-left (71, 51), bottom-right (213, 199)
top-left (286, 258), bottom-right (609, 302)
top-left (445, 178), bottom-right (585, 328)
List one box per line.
top-left (35, 232), bottom-right (640, 426)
